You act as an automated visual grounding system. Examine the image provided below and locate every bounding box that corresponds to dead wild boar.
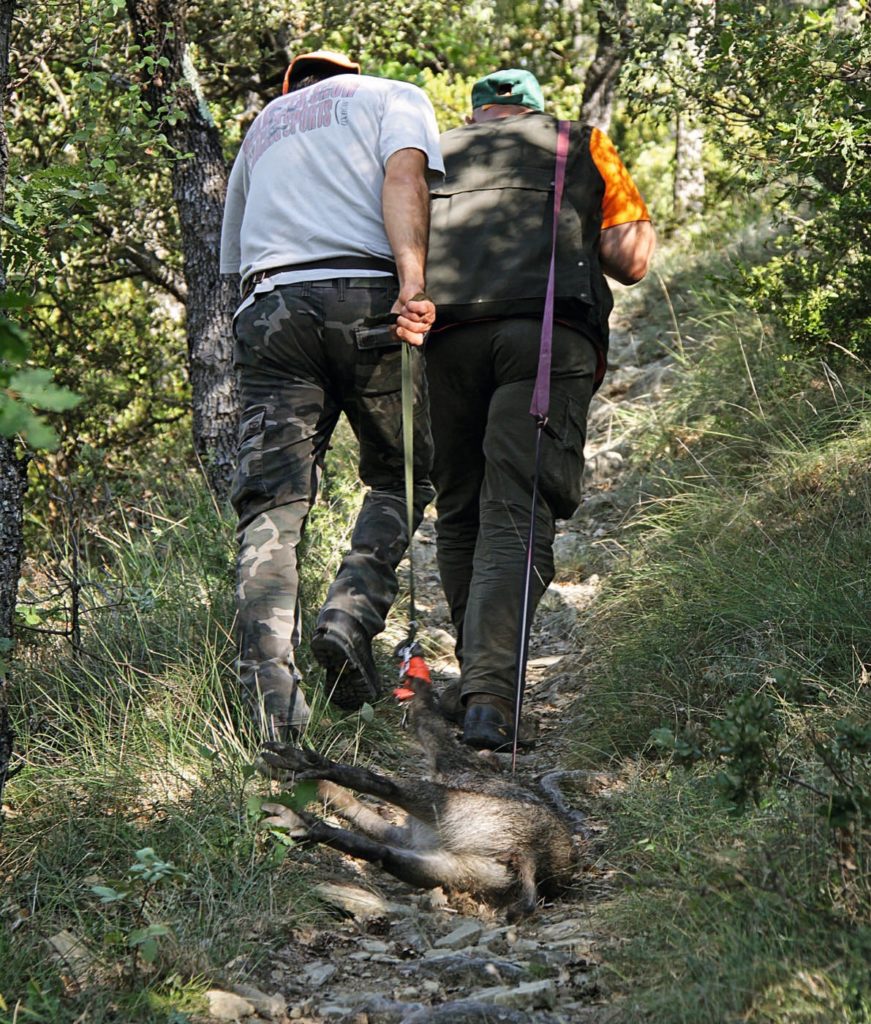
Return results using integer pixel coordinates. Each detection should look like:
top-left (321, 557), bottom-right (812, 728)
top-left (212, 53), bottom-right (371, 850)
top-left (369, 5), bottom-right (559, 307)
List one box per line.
top-left (258, 685), bottom-right (578, 919)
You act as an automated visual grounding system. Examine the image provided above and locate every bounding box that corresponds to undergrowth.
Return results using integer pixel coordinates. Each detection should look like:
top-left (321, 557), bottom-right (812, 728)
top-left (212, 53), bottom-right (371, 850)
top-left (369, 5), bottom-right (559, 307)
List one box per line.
top-left (0, 423), bottom-right (411, 1022)
top-left (2, 215), bottom-right (868, 1022)
top-left (573, 230), bottom-right (871, 1022)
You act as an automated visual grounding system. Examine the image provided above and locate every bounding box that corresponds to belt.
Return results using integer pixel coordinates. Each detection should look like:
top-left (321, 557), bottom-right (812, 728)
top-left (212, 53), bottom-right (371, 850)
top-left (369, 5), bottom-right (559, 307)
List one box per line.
top-left (241, 256), bottom-right (397, 299)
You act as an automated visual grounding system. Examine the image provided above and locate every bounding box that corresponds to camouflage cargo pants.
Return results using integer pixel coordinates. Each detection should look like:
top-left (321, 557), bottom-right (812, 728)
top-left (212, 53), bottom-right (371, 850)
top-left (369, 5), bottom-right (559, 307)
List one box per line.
top-left (231, 278), bottom-right (434, 734)
top-left (425, 317), bottom-right (598, 704)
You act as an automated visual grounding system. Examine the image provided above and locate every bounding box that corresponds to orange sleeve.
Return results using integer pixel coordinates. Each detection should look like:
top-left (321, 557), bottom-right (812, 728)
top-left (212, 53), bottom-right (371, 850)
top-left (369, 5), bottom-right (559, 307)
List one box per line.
top-left (590, 127), bottom-right (650, 229)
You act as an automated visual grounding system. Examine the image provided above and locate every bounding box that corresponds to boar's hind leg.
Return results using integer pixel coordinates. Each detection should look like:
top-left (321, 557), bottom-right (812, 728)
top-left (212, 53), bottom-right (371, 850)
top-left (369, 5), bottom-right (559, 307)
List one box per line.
top-left (505, 852), bottom-right (540, 921)
top-left (308, 763), bottom-right (445, 823)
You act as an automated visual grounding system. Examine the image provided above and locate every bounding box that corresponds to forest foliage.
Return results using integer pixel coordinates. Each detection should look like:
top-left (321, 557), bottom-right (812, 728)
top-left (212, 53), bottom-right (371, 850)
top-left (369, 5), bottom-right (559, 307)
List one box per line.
top-left (2, 0), bottom-right (867, 475)
top-left (0, 2), bottom-right (869, 1022)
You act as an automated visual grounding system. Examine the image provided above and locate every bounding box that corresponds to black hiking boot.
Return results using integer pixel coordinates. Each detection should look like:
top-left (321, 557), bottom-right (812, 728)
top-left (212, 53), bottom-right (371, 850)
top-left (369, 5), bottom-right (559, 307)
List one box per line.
top-left (461, 693), bottom-right (536, 752)
top-left (311, 609), bottom-right (381, 711)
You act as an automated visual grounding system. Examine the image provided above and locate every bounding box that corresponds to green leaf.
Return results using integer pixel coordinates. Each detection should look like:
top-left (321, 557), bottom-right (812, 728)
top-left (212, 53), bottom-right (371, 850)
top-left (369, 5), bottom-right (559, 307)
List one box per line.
top-left (359, 702), bottom-right (375, 723)
top-left (131, 924), bottom-right (171, 943)
top-left (0, 396), bottom-right (59, 449)
top-left (268, 842), bottom-right (290, 867)
top-left (90, 885), bottom-right (126, 903)
top-left (0, 292), bottom-right (33, 311)
top-left (649, 727), bottom-right (676, 750)
top-left (7, 368), bottom-right (82, 411)
top-left (138, 937), bottom-right (159, 964)
top-left (0, 315), bottom-right (30, 364)
top-left (17, 606), bottom-right (42, 626)
top-left (284, 780), bottom-right (318, 812)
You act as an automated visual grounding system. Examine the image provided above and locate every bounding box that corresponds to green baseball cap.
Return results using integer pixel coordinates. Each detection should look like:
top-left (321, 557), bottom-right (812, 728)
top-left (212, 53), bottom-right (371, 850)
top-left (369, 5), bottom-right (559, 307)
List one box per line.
top-left (471, 69), bottom-right (545, 112)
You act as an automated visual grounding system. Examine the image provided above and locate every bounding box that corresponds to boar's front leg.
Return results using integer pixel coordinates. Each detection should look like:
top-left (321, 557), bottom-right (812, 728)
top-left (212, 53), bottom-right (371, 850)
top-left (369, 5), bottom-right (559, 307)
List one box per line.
top-left (259, 743), bottom-right (443, 820)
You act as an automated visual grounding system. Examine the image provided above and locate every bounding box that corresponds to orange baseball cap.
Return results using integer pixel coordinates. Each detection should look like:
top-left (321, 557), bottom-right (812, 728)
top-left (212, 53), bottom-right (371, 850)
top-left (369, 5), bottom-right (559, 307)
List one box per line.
top-left (282, 50), bottom-right (361, 94)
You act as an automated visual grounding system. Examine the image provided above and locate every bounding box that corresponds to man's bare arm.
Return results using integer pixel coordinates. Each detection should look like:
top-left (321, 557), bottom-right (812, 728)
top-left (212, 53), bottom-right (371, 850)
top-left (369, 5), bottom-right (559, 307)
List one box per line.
top-left (382, 147), bottom-right (435, 346)
top-left (599, 220), bottom-right (657, 286)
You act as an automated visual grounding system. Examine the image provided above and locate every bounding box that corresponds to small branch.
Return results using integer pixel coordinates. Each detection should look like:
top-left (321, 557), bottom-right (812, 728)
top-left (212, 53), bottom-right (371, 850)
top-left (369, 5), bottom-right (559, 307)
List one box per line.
top-left (92, 221), bottom-right (187, 302)
top-left (38, 57), bottom-right (70, 118)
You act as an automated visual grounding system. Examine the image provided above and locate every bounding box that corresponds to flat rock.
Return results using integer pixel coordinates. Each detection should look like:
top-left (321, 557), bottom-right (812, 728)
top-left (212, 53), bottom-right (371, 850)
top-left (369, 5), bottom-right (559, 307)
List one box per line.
top-left (341, 995), bottom-right (426, 1022)
top-left (47, 929), bottom-right (96, 984)
top-left (401, 1000), bottom-right (560, 1023)
top-left (434, 920), bottom-right (483, 949)
top-left (301, 961), bottom-right (337, 987)
top-left (400, 955), bottom-right (525, 987)
top-left (537, 918), bottom-right (595, 942)
top-left (474, 979), bottom-right (558, 1011)
top-left (361, 939), bottom-right (391, 954)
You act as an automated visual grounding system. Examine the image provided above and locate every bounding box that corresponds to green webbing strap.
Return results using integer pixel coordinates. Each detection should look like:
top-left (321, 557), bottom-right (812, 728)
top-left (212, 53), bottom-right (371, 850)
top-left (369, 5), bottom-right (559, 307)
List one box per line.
top-left (401, 340), bottom-right (417, 639)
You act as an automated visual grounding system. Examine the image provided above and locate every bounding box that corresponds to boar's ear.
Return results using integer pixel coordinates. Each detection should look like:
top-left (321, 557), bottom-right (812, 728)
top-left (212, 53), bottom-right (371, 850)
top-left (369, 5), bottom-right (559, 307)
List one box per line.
top-left (411, 675), bottom-right (437, 704)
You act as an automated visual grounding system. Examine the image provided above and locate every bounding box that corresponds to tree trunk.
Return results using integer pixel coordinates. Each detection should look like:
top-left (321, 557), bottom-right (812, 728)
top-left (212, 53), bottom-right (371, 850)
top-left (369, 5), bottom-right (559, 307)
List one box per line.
top-left (0, 0), bottom-right (25, 814)
top-left (127, 0), bottom-right (238, 500)
top-left (673, 112), bottom-right (705, 220)
top-left (671, 0), bottom-right (711, 222)
top-left (0, 436), bottom-right (27, 809)
top-left (580, 0), bottom-right (630, 132)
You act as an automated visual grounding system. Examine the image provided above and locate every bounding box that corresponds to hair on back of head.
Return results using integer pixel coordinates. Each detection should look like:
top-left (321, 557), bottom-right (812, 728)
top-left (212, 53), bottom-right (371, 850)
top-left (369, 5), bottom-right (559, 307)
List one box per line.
top-left (288, 66), bottom-right (346, 93)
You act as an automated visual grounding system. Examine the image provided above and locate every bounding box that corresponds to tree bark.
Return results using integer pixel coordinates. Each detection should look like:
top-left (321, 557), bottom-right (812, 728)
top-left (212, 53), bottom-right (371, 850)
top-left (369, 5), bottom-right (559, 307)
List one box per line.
top-left (127, 0), bottom-right (238, 500)
top-left (0, 0), bottom-right (25, 815)
top-left (672, 0), bottom-right (711, 222)
top-left (580, 0), bottom-right (630, 132)
top-left (0, 436), bottom-right (27, 809)
top-left (673, 112), bottom-right (705, 220)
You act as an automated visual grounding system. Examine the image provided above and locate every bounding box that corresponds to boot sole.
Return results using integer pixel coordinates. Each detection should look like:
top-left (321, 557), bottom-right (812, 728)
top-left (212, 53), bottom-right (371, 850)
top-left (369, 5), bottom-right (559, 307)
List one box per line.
top-left (310, 629), bottom-right (380, 711)
top-left (462, 729), bottom-right (537, 752)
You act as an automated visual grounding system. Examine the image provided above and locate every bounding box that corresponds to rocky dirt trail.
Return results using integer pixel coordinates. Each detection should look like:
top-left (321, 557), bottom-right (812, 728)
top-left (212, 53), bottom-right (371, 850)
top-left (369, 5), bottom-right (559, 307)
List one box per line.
top-left (207, 293), bottom-right (672, 1024)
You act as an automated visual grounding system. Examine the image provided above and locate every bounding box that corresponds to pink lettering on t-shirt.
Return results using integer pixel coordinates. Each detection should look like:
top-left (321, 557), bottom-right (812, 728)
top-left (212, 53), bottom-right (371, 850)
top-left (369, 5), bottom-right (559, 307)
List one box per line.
top-left (242, 85), bottom-right (354, 169)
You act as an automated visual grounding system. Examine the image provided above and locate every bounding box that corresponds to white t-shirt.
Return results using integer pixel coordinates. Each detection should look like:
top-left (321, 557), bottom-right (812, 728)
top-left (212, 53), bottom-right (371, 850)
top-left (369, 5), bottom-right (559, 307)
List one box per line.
top-left (220, 74), bottom-right (444, 294)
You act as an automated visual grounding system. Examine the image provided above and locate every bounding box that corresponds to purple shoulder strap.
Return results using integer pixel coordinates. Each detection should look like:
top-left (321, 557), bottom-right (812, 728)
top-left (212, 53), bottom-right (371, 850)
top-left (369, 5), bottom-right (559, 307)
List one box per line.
top-left (529, 119), bottom-right (571, 422)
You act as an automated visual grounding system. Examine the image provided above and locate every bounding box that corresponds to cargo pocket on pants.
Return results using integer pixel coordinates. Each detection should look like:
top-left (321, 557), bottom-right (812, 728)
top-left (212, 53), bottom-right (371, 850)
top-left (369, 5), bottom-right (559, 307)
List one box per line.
top-left (539, 395), bottom-right (588, 520)
top-left (231, 406), bottom-right (268, 512)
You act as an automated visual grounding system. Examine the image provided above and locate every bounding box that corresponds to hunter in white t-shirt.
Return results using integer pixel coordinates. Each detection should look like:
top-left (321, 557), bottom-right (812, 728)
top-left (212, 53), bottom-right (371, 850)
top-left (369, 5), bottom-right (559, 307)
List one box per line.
top-left (221, 72), bottom-right (444, 293)
top-left (220, 52), bottom-right (443, 743)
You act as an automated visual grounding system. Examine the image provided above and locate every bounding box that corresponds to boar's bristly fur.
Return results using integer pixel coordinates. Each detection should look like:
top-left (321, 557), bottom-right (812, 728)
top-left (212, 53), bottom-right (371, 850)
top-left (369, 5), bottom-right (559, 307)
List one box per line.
top-left (259, 684), bottom-right (578, 919)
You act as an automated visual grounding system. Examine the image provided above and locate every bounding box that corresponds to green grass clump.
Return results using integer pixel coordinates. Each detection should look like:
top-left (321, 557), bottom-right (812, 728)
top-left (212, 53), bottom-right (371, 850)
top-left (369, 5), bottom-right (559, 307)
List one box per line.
top-left (578, 430), bottom-right (871, 758)
top-left (0, 431), bottom-right (408, 1021)
top-left (570, 231), bottom-right (871, 1023)
top-left (597, 768), bottom-right (871, 1024)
